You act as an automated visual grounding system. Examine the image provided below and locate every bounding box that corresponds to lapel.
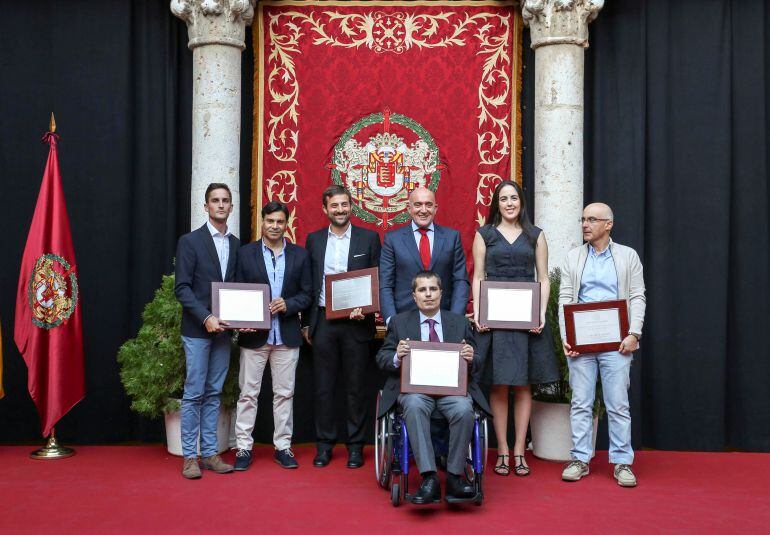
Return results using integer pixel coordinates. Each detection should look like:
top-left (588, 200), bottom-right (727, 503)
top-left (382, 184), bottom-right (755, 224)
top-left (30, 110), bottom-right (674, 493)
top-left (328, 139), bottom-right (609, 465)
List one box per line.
top-left (315, 230), bottom-right (329, 287)
top-left (226, 234), bottom-right (238, 281)
top-left (199, 224), bottom-right (223, 282)
top-left (347, 225), bottom-right (359, 268)
top-left (400, 224), bottom-right (423, 268)
top-left (252, 240), bottom-right (269, 282)
top-left (440, 311), bottom-right (457, 343)
top-left (429, 224), bottom-right (447, 270)
top-left (283, 242), bottom-right (295, 284)
top-left (406, 309), bottom-right (422, 341)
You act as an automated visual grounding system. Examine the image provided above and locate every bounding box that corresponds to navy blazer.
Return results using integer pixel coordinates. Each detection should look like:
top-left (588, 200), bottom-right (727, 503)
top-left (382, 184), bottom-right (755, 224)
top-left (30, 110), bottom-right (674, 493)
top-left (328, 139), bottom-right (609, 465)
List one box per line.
top-left (379, 223), bottom-right (470, 321)
top-left (374, 309), bottom-right (491, 418)
top-left (175, 223), bottom-right (239, 339)
top-left (304, 225), bottom-right (381, 342)
top-left (235, 240), bottom-right (312, 349)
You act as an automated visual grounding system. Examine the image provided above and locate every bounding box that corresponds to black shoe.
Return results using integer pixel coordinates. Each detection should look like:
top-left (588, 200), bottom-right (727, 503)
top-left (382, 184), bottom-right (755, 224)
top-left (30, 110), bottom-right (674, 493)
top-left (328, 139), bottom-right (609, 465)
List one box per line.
top-left (347, 448), bottom-right (364, 469)
top-left (445, 473), bottom-right (475, 500)
top-left (313, 448), bottom-right (332, 467)
top-left (274, 449), bottom-right (299, 469)
top-left (410, 474), bottom-right (441, 505)
top-left (234, 449), bottom-right (252, 471)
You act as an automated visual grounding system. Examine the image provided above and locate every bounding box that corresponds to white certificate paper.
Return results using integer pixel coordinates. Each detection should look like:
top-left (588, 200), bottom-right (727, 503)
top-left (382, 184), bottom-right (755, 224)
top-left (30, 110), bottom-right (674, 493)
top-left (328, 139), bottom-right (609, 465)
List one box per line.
top-left (487, 288), bottom-right (533, 322)
top-left (573, 309), bottom-right (621, 345)
top-left (409, 349), bottom-right (460, 388)
top-left (218, 289), bottom-right (264, 322)
top-left (331, 275), bottom-right (372, 311)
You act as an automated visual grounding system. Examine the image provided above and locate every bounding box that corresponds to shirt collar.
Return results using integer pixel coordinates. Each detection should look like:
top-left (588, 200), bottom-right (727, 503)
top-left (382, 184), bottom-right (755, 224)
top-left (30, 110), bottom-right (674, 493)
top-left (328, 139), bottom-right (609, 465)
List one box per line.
top-left (411, 221), bottom-right (435, 233)
top-left (589, 238), bottom-right (613, 257)
top-left (262, 238), bottom-right (286, 255)
top-left (206, 220), bottom-right (231, 238)
top-left (328, 223), bottom-right (352, 239)
top-left (419, 310), bottom-right (442, 324)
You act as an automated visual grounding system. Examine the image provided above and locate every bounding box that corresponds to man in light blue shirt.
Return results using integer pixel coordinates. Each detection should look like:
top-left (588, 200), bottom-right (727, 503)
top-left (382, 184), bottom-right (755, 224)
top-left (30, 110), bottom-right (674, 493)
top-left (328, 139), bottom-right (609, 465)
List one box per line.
top-left (559, 203), bottom-right (646, 488)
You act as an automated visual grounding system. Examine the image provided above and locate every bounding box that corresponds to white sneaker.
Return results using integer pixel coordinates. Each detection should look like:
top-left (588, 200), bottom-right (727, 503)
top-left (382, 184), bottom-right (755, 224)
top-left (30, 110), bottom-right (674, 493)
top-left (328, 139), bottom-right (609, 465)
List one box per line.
top-left (561, 460), bottom-right (589, 481)
top-left (614, 464), bottom-right (637, 487)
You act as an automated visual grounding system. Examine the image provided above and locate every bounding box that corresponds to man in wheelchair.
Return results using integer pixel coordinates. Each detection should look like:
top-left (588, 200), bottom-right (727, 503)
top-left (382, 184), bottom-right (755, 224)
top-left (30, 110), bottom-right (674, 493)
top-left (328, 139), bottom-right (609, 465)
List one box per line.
top-left (376, 270), bottom-right (491, 505)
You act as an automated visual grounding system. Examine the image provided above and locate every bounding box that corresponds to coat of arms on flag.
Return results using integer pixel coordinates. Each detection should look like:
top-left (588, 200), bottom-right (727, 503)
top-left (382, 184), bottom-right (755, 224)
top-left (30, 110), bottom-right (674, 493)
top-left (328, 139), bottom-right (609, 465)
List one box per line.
top-left (252, 1), bottom-right (523, 249)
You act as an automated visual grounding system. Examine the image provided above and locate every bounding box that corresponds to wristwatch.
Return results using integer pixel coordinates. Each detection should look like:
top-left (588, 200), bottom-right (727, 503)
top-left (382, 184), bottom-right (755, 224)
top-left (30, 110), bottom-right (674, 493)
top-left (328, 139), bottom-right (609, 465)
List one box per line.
top-left (629, 331), bottom-right (641, 341)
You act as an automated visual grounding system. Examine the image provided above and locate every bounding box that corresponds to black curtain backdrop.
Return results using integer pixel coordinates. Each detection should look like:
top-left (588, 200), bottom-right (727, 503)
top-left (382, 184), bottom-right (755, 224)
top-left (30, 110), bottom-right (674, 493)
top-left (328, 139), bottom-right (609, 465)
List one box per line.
top-left (1, 0), bottom-right (768, 452)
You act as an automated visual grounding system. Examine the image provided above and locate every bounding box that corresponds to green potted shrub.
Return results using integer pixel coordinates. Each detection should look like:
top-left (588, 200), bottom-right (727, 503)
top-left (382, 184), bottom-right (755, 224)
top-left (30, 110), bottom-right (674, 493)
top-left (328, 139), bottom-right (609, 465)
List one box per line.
top-left (530, 268), bottom-right (603, 461)
top-left (117, 272), bottom-right (240, 455)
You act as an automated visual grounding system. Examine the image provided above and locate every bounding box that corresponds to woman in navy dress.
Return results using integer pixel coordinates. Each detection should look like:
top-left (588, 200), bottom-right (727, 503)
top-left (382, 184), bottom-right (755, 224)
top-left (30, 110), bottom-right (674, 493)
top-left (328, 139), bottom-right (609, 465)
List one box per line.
top-left (472, 180), bottom-right (558, 476)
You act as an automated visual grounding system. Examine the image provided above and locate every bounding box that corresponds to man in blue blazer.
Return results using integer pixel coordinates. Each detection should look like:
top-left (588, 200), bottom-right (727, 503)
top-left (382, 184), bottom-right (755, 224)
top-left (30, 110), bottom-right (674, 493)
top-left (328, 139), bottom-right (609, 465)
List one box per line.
top-left (379, 186), bottom-right (470, 322)
top-left (232, 201), bottom-right (312, 471)
top-left (175, 183), bottom-right (239, 479)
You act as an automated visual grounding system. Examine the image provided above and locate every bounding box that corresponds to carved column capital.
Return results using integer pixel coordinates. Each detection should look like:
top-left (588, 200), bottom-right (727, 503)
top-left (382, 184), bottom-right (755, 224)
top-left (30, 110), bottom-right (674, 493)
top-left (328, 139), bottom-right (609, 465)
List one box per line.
top-left (522, 0), bottom-right (603, 49)
top-left (171, 0), bottom-right (254, 50)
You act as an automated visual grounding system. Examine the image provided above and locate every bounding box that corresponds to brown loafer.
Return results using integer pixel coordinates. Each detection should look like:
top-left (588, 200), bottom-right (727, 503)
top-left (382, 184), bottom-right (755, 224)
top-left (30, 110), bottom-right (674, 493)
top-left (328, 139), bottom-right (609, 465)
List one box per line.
top-left (201, 454), bottom-right (234, 474)
top-left (182, 457), bottom-right (202, 479)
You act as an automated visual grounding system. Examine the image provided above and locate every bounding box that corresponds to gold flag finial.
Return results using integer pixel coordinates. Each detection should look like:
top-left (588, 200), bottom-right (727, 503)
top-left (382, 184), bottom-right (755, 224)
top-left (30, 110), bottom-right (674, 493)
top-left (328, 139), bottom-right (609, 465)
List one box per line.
top-left (49, 113), bottom-right (56, 133)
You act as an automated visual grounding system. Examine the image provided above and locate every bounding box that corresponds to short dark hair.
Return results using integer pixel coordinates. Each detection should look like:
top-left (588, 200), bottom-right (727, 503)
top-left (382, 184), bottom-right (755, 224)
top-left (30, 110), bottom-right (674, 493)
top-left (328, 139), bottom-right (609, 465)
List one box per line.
top-left (322, 184), bottom-right (352, 206)
top-left (205, 183), bottom-right (232, 203)
top-left (261, 201), bottom-right (289, 220)
top-left (411, 270), bottom-right (443, 292)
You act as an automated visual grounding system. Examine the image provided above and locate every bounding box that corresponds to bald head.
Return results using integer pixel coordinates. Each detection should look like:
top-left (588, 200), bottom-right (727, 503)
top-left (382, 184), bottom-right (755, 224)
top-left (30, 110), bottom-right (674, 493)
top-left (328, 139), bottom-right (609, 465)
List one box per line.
top-left (408, 186), bottom-right (437, 228)
top-left (584, 202), bottom-right (614, 221)
top-left (581, 202), bottom-right (614, 249)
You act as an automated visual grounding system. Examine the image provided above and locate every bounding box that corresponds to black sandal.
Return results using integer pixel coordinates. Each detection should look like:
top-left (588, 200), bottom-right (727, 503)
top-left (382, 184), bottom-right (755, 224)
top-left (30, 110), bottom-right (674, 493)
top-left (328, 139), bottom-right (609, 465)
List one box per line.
top-left (494, 454), bottom-right (510, 476)
top-left (513, 455), bottom-right (531, 476)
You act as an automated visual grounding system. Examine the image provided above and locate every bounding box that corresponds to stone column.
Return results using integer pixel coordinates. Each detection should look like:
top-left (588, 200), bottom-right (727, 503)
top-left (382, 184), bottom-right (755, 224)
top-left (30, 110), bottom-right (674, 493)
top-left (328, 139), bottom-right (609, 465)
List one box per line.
top-left (522, 0), bottom-right (603, 270)
top-left (171, 0), bottom-right (254, 233)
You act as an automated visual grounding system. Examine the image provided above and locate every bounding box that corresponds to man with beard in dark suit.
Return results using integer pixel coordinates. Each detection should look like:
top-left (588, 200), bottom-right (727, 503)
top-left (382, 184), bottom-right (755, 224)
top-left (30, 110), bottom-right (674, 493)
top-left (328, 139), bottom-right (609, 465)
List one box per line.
top-left (303, 184), bottom-right (381, 469)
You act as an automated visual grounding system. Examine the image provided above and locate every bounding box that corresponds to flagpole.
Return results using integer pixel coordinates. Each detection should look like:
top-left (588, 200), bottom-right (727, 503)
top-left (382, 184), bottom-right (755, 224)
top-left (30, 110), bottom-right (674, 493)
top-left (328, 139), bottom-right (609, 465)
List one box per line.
top-left (30, 427), bottom-right (75, 460)
top-left (28, 113), bottom-right (76, 460)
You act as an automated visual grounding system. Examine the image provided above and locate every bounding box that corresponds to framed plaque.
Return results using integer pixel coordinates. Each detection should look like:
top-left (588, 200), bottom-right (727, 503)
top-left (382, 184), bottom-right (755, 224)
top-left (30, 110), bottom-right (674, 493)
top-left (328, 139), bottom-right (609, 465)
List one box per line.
top-left (211, 282), bottom-right (271, 330)
top-left (563, 299), bottom-right (630, 353)
top-left (479, 281), bottom-right (540, 330)
top-left (324, 267), bottom-right (380, 320)
top-left (401, 341), bottom-right (468, 397)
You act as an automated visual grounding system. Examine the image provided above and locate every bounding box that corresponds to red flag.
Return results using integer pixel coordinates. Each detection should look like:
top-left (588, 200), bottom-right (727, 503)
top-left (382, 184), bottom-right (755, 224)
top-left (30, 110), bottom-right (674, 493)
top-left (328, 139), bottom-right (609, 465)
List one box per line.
top-left (14, 130), bottom-right (85, 436)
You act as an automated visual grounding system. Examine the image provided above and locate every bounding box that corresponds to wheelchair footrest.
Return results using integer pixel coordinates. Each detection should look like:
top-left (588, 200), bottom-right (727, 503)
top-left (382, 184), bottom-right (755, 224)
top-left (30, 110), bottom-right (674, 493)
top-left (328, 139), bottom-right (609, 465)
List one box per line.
top-left (444, 492), bottom-right (483, 505)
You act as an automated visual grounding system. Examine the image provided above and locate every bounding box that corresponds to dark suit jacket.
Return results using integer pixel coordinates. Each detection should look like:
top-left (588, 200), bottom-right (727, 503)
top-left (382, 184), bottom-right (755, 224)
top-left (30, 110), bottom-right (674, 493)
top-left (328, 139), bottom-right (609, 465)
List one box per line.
top-left (304, 224), bottom-right (382, 342)
top-left (379, 223), bottom-right (470, 321)
top-left (235, 240), bottom-right (312, 349)
top-left (175, 223), bottom-right (239, 339)
top-left (375, 309), bottom-right (491, 418)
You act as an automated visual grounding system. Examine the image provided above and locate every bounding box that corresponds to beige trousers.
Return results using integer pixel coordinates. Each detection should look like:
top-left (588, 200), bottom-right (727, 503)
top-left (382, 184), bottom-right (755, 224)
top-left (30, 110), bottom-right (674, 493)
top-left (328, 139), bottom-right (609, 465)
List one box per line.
top-left (234, 344), bottom-right (299, 450)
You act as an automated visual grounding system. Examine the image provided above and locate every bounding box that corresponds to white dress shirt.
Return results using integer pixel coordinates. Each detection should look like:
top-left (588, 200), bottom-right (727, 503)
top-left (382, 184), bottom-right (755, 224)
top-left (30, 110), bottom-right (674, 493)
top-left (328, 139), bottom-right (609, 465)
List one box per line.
top-left (319, 223), bottom-right (352, 307)
top-left (206, 220), bottom-right (231, 280)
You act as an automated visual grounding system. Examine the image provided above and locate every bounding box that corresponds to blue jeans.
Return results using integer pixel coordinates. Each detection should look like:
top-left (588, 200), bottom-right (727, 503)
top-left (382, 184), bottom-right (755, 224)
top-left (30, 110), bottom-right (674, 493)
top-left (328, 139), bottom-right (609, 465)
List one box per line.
top-left (181, 334), bottom-right (231, 458)
top-left (567, 351), bottom-right (633, 465)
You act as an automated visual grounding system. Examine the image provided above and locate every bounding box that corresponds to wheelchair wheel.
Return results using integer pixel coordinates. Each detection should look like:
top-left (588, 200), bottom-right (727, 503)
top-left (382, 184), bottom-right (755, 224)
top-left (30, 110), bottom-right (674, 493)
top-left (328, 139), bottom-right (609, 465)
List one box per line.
top-left (375, 393), bottom-right (392, 488)
top-left (391, 481), bottom-right (401, 507)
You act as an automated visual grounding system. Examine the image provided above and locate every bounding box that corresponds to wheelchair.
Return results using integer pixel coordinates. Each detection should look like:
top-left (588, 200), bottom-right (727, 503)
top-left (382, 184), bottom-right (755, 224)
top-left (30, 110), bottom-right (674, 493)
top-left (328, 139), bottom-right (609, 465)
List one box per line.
top-left (374, 391), bottom-right (488, 507)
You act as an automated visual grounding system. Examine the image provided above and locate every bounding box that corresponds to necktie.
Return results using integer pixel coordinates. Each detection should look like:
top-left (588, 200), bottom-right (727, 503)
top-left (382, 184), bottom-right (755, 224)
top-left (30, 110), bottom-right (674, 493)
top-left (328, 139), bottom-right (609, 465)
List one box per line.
top-left (418, 228), bottom-right (431, 269)
top-left (425, 318), bottom-right (440, 342)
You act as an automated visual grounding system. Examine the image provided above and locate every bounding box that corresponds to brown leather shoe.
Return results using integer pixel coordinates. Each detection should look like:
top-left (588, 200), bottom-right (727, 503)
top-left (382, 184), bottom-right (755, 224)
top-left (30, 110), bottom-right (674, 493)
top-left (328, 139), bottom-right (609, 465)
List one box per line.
top-left (201, 454), bottom-right (234, 474)
top-left (182, 457), bottom-right (202, 479)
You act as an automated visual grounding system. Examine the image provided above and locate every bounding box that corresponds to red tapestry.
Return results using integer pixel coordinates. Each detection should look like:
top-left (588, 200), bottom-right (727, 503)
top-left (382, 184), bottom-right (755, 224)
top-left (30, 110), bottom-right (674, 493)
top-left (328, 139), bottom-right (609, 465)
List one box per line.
top-left (252, 0), bottom-right (523, 253)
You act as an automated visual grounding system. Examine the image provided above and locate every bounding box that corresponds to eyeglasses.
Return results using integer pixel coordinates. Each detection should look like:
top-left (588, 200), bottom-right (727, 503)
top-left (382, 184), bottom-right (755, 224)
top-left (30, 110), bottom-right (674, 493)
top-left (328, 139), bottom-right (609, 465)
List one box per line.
top-left (579, 217), bottom-right (611, 224)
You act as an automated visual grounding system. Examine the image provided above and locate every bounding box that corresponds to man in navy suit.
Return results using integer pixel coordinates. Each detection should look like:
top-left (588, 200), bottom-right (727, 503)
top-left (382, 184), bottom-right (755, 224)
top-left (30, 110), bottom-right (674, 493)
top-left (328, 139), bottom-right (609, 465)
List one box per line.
top-left (232, 201), bottom-right (312, 471)
top-left (379, 187), bottom-right (470, 323)
top-left (175, 183), bottom-right (239, 479)
top-left (303, 185), bottom-right (381, 469)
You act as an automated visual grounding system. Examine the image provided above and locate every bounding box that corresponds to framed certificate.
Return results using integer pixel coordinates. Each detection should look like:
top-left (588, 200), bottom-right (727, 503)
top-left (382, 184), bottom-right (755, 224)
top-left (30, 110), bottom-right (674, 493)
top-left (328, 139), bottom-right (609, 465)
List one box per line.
top-left (324, 267), bottom-right (380, 320)
top-left (479, 281), bottom-right (540, 330)
top-left (563, 299), bottom-right (630, 353)
top-left (400, 341), bottom-right (468, 397)
top-left (211, 282), bottom-right (272, 330)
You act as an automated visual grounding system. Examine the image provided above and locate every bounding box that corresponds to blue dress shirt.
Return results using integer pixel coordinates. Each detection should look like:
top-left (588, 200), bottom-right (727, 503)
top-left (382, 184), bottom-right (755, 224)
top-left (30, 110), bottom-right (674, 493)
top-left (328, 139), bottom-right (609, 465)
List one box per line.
top-left (578, 242), bottom-right (619, 303)
top-left (262, 240), bottom-right (286, 345)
